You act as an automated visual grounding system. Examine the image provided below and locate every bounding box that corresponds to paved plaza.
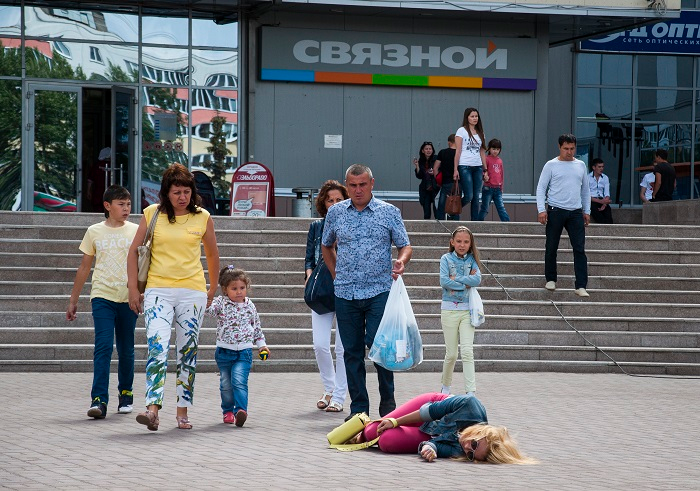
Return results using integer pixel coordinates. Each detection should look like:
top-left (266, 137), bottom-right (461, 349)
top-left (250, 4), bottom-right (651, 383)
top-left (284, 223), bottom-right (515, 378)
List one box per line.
top-left (3, 371), bottom-right (699, 490)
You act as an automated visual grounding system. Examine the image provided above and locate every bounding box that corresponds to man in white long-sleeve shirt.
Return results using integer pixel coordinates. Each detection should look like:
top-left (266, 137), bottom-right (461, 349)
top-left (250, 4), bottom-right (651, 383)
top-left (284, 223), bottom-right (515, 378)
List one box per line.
top-left (536, 134), bottom-right (591, 298)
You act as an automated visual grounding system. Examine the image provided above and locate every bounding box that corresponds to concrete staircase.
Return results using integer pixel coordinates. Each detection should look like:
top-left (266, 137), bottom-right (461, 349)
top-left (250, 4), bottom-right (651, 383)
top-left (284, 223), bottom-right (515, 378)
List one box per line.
top-left (1, 211), bottom-right (699, 375)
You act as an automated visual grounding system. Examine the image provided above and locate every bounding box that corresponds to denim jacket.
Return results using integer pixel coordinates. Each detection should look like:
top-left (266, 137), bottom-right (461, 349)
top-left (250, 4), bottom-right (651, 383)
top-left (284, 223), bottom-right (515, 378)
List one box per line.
top-left (418, 393), bottom-right (489, 459)
top-left (305, 218), bottom-right (324, 271)
top-left (440, 252), bottom-right (481, 303)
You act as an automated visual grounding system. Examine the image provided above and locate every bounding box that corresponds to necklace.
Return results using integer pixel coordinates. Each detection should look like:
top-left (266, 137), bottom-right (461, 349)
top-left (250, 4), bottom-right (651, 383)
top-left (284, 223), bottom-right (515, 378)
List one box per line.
top-left (174, 214), bottom-right (190, 224)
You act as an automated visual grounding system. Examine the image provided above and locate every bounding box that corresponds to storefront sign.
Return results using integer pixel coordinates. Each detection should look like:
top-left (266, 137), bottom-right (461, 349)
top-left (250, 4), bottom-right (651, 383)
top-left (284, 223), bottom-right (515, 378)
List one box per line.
top-left (230, 162), bottom-right (275, 217)
top-left (154, 113), bottom-right (177, 140)
top-left (260, 27), bottom-right (538, 91)
top-left (580, 11), bottom-right (700, 55)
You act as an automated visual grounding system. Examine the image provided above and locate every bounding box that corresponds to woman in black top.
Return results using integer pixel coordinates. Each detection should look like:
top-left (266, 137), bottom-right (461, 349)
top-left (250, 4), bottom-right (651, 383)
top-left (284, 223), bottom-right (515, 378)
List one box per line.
top-left (413, 141), bottom-right (438, 219)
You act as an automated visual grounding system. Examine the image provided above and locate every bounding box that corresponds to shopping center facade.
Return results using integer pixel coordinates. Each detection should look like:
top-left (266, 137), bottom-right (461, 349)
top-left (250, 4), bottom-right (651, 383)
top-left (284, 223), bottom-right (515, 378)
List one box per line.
top-left (0, 0), bottom-right (688, 215)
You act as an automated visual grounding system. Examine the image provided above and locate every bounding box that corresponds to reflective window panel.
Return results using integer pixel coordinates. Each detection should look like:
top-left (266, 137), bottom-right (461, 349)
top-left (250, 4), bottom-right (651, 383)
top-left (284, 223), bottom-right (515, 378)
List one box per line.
top-left (192, 50), bottom-right (238, 86)
top-left (141, 46), bottom-right (189, 85)
top-left (577, 53), bottom-right (633, 86)
top-left (637, 55), bottom-right (693, 88)
top-left (0, 6), bottom-right (21, 36)
top-left (0, 38), bottom-right (22, 77)
top-left (142, 14), bottom-right (188, 46)
top-left (192, 18), bottom-right (238, 48)
top-left (636, 89), bottom-right (693, 122)
top-left (141, 86), bottom-right (189, 206)
top-left (0, 80), bottom-right (22, 210)
top-left (576, 88), bottom-right (632, 120)
top-left (24, 7), bottom-right (138, 43)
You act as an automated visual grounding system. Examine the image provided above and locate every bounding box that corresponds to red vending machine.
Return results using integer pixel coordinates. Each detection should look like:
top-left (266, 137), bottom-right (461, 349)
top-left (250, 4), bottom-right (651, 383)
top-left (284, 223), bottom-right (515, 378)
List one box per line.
top-left (229, 162), bottom-right (275, 217)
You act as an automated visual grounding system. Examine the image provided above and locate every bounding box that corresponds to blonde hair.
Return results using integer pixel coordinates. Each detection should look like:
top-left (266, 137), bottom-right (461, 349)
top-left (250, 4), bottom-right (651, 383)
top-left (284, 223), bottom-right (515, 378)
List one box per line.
top-left (448, 226), bottom-right (482, 269)
top-left (458, 424), bottom-right (538, 465)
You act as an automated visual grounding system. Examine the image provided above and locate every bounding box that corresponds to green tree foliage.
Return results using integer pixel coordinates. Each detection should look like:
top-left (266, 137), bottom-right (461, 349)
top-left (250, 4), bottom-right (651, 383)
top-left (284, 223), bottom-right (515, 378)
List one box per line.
top-left (206, 115), bottom-right (232, 197)
top-left (0, 46), bottom-right (22, 209)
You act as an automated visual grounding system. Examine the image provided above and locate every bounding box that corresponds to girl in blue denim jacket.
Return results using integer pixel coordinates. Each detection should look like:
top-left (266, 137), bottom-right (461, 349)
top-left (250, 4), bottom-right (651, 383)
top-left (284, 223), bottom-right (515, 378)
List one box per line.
top-left (439, 226), bottom-right (482, 395)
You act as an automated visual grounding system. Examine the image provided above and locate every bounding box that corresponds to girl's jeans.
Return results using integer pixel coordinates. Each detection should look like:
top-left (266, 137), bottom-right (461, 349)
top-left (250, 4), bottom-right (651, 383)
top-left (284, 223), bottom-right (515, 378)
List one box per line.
top-left (143, 287), bottom-right (206, 408)
top-left (458, 165), bottom-right (484, 221)
top-left (91, 298), bottom-right (137, 405)
top-left (440, 309), bottom-right (476, 393)
top-left (215, 347), bottom-right (253, 414)
top-left (361, 392), bottom-right (449, 453)
top-left (311, 310), bottom-right (347, 405)
top-left (477, 186), bottom-right (510, 222)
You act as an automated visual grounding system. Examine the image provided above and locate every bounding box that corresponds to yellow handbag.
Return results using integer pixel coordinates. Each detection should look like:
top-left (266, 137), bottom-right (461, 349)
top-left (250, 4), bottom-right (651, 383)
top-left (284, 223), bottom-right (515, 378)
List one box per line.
top-left (326, 413), bottom-right (380, 451)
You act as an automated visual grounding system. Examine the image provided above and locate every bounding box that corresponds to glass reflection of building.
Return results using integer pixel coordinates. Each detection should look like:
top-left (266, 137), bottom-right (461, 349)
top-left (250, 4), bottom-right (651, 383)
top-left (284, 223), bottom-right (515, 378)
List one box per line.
top-left (575, 25), bottom-right (699, 204)
top-left (0, 4), bottom-right (238, 212)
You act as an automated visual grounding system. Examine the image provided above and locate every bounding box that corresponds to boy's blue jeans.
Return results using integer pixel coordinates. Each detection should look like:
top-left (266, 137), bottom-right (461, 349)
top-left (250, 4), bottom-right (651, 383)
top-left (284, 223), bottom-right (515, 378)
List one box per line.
top-left (91, 298), bottom-right (137, 405)
top-left (215, 347), bottom-right (253, 414)
top-left (477, 186), bottom-right (510, 221)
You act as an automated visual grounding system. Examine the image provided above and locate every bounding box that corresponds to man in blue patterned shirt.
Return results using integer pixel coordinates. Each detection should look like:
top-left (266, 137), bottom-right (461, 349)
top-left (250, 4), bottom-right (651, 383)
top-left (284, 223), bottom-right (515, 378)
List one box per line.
top-left (322, 164), bottom-right (413, 419)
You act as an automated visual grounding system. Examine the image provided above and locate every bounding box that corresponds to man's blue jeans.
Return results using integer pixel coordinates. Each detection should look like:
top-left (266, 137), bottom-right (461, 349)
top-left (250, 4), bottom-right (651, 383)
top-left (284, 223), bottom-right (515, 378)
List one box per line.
top-left (91, 298), bottom-right (137, 405)
top-left (335, 291), bottom-right (395, 415)
top-left (477, 186), bottom-right (510, 221)
top-left (545, 206), bottom-right (588, 289)
top-left (215, 347), bottom-right (253, 414)
top-left (458, 166), bottom-right (483, 221)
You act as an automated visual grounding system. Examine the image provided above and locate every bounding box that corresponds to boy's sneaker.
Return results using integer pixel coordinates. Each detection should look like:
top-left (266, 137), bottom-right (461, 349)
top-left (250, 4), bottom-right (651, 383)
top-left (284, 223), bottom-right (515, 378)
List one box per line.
top-left (87, 397), bottom-right (107, 419)
top-left (234, 410), bottom-right (247, 427)
top-left (223, 411), bottom-right (235, 424)
top-left (118, 390), bottom-right (134, 414)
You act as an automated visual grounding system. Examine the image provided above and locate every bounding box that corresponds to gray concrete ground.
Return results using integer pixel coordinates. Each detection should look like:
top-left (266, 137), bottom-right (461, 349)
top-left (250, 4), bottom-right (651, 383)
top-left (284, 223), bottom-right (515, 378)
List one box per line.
top-left (3, 371), bottom-right (699, 490)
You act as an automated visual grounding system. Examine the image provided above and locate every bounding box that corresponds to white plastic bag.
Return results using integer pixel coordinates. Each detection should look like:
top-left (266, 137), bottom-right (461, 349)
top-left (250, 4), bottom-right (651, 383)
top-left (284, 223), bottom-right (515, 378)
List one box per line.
top-left (368, 276), bottom-right (423, 371)
top-left (468, 287), bottom-right (485, 327)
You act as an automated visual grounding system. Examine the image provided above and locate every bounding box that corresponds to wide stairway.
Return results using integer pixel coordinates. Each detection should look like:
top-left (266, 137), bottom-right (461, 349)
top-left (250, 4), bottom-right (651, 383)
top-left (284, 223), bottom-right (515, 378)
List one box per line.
top-left (1, 211), bottom-right (699, 375)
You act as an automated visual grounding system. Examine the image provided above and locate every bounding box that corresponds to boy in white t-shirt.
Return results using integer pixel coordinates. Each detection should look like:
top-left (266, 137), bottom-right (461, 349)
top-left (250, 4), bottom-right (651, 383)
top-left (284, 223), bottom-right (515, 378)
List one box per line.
top-left (66, 185), bottom-right (139, 419)
top-left (639, 172), bottom-right (655, 203)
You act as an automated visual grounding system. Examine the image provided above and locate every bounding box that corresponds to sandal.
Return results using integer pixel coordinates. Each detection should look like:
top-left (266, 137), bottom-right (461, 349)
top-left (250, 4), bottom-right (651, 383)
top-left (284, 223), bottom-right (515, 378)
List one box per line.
top-left (176, 416), bottom-right (193, 429)
top-left (316, 392), bottom-right (332, 410)
top-left (136, 410), bottom-right (159, 431)
top-left (326, 401), bottom-right (343, 412)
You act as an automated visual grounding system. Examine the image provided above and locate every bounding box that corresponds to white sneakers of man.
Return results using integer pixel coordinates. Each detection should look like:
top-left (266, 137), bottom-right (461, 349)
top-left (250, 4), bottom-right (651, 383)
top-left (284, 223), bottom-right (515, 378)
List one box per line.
top-left (545, 281), bottom-right (556, 291)
top-left (575, 288), bottom-right (590, 298)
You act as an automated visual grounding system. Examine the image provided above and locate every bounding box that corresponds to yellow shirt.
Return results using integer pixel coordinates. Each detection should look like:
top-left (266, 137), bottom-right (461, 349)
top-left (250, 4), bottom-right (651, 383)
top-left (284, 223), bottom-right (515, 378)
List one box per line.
top-left (79, 221), bottom-right (138, 303)
top-left (143, 204), bottom-right (210, 292)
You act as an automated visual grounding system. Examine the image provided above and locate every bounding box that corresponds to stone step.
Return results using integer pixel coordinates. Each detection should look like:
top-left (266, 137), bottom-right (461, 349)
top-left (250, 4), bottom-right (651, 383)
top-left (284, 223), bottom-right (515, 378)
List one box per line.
top-left (2, 326), bottom-right (697, 349)
top-left (6, 239), bottom-right (700, 266)
top-left (1, 343), bottom-right (698, 365)
top-left (3, 281), bottom-right (698, 304)
top-left (2, 311), bottom-right (699, 333)
top-left (3, 211), bottom-right (700, 237)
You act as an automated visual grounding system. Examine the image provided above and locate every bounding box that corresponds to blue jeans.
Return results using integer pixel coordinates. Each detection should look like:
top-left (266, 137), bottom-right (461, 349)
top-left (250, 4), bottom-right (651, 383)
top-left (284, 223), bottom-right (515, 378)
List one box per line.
top-left (477, 186), bottom-right (510, 221)
top-left (458, 166), bottom-right (483, 221)
top-left (545, 206), bottom-right (588, 289)
top-left (215, 347), bottom-right (253, 414)
top-left (90, 298), bottom-right (137, 405)
top-left (334, 291), bottom-right (395, 415)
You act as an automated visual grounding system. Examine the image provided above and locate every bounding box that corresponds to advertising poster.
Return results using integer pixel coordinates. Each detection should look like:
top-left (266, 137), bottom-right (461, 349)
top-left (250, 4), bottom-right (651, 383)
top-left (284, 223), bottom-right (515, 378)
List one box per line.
top-left (231, 182), bottom-right (270, 217)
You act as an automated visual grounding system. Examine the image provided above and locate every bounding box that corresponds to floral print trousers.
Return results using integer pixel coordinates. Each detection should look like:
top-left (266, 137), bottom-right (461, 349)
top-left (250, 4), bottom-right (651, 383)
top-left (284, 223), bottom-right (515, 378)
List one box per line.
top-left (143, 287), bottom-right (207, 408)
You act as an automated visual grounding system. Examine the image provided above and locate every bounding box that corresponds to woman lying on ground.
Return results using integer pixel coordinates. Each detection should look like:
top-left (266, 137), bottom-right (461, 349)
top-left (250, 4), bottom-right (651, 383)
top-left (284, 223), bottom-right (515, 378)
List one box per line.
top-left (354, 392), bottom-right (536, 464)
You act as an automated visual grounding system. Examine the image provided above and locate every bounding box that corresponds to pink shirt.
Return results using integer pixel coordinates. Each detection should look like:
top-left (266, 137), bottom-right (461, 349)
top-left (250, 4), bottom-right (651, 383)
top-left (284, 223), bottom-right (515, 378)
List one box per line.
top-left (484, 155), bottom-right (504, 188)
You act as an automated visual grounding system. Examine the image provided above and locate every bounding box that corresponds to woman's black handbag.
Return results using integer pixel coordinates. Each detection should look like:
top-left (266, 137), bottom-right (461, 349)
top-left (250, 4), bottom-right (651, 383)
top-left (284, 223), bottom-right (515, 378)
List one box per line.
top-left (304, 260), bottom-right (335, 315)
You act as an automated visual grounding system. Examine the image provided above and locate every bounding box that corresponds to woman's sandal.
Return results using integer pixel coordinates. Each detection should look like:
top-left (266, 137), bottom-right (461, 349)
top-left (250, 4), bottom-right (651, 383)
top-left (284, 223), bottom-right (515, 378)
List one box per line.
top-left (136, 410), bottom-right (159, 431)
top-left (316, 392), bottom-right (332, 410)
top-left (326, 401), bottom-right (343, 413)
top-left (176, 416), bottom-right (193, 429)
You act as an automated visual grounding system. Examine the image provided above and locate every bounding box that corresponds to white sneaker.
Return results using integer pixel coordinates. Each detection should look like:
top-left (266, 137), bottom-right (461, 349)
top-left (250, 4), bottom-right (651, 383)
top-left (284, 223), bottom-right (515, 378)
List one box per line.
top-left (545, 281), bottom-right (556, 291)
top-left (575, 288), bottom-right (590, 298)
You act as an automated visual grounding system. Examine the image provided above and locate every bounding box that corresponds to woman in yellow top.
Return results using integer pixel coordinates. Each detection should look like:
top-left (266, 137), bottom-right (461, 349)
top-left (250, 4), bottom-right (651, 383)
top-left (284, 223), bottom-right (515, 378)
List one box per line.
top-left (127, 163), bottom-right (220, 431)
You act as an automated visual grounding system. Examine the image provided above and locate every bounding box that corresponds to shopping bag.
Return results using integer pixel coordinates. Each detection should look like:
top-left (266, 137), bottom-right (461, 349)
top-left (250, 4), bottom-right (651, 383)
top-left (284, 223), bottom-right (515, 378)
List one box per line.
top-left (468, 287), bottom-right (485, 327)
top-left (445, 181), bottom-right (462, 216)
top-left (368, 276), bottom-right (423, 371)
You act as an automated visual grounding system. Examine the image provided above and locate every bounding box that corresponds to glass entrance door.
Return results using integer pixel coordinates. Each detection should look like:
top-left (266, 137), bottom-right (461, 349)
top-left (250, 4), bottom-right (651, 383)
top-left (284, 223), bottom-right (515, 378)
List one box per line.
top-left (111, 87), bottom-right (136, 195)
top-left (23, 83), bottom-right (82, 212)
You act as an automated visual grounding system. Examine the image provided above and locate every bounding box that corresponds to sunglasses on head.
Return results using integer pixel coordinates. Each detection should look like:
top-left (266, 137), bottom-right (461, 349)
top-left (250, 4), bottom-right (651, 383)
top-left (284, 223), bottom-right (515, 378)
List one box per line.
top-left (466, 439), bottom-right (480, 461)
top-left (422, 141), bottom-right (433, 146)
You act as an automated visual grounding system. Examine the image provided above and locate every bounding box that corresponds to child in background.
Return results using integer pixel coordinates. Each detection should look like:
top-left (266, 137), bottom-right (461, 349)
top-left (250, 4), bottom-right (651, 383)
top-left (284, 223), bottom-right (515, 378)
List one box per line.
top-left (477, 139), bottom-right (510, 222)
top-left (640, 172), bottom-right (655, 203)
top-left (439, 227), bottom-right (482, 395)
top-left (206, 266), bottom-right (269, 427)
top-left (66, 185), bottom-right (139, 419)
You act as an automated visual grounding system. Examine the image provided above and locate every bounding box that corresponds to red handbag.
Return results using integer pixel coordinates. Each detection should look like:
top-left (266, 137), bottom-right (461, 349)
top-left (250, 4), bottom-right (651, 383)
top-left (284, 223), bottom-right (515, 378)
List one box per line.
top-left (435, 171), bottom-right (443, 187)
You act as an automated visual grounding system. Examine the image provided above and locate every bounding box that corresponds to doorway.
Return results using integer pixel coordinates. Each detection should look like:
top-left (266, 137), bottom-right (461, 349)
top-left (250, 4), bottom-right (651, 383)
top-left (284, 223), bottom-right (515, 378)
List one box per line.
top-left (23, 83), bottom-right (137, 213)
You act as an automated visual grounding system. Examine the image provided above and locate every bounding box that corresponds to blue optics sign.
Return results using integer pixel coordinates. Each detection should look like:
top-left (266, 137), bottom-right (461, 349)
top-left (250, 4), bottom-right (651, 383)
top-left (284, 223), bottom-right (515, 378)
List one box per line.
top-left (580, 11), bottom-right (700, 55)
